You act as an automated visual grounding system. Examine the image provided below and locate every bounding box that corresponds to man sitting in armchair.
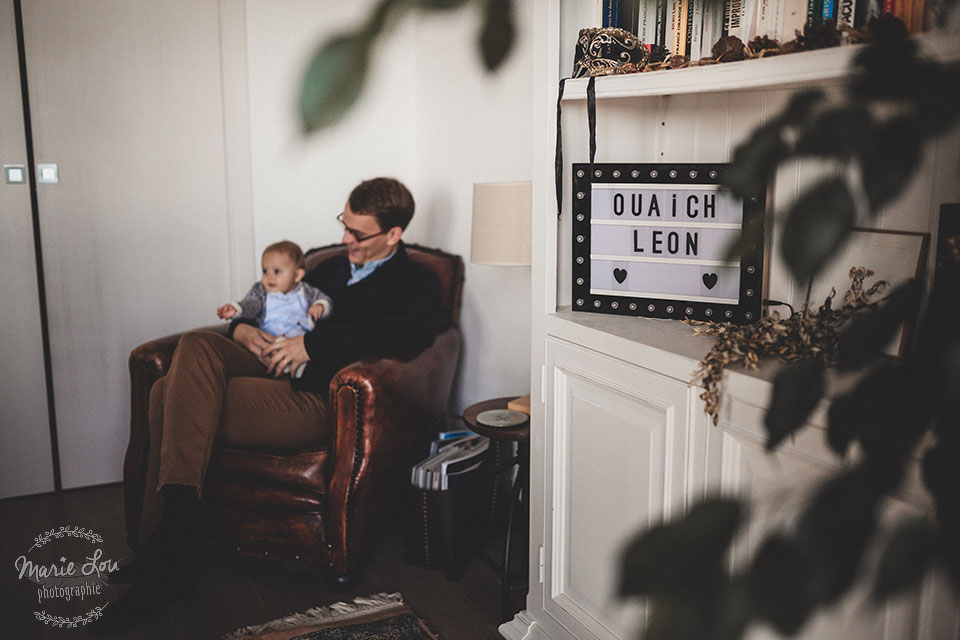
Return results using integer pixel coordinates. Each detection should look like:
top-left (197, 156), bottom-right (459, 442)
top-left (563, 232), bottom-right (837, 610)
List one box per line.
top-left (101, 177), bottom-right (444, 630)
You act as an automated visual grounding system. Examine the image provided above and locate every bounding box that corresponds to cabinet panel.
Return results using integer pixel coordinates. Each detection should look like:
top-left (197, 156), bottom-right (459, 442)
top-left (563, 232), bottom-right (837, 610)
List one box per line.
top-left (543, 337), bottom-right (691, 640)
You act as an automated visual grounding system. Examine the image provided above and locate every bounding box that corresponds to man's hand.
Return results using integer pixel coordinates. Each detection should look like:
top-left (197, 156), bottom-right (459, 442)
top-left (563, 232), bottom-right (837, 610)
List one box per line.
top-left (233, 323), bottom-right (276, 358)
top-left (262, 334), bottom-right (310, 378)
top-left (307, 303), bottom-right (326, 321)
top-left (217, 304), bottom-right (237, 320)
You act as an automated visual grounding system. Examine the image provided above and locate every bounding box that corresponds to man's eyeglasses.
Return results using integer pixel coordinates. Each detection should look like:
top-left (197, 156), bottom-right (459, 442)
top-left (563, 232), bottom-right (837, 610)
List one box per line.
top-left (337, 213), bottom-right (386, 243)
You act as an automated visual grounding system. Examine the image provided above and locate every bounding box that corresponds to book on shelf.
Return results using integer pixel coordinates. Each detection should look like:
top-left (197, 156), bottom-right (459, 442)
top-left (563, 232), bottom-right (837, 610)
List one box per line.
top-left (603, 0), bottom-right (622, 27)
top-left (621, 0), bottom-right (641, 33)
top-left (782, 0), bottom-right (808, 39)
top-left (822, 0), bottom-right (837, 21)
top-left (655, 0), bottom-right (670, 45)
top-left (702, 0), bottom-right (725, 55)
top-left (687, 0), bottom-right (700, 58)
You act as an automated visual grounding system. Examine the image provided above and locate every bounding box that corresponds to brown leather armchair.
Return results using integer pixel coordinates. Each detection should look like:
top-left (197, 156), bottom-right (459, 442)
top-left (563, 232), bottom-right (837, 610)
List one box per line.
top-left (123, 243), bottom-right (463, 587)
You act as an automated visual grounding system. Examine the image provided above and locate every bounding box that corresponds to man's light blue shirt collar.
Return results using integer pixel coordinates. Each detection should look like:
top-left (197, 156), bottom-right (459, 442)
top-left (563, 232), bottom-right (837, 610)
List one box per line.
top-left (348, 250), bottom-right (397, 286)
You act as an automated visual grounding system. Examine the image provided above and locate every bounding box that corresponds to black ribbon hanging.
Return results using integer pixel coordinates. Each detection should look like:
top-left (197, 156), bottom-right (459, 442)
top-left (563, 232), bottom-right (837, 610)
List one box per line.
top-left (554, 78), bottom-right (567, 220)
top-left (554, 75), bottom-right (599, 220)
top-left (587, 75), bottom-right (597, 166)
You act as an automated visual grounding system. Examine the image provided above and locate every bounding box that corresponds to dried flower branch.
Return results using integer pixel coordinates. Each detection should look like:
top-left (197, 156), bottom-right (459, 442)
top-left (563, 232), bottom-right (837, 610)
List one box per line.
top-left (690, 268), bottom-right (887, 424)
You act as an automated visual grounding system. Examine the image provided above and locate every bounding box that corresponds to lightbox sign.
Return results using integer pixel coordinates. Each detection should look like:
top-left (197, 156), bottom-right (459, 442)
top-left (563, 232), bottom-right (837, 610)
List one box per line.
top-left (572, 163), bottom-right (765, 324)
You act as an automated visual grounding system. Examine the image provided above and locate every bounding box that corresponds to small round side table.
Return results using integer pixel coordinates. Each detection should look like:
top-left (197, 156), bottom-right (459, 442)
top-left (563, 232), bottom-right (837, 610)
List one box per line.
top-left (462, 397), bottom-right (530, 623)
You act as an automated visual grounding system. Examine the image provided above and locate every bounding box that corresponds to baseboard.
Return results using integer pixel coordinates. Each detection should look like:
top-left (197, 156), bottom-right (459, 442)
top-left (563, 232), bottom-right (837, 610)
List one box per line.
top-left (499, 610), bottom-right (551, 640)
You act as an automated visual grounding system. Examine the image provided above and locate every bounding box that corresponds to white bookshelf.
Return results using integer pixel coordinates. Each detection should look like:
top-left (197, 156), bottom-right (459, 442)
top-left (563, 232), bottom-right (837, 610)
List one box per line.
top-left (559, 29), bottom-right (960, 100)
top-left (510, 2), bottom-right (960, 639)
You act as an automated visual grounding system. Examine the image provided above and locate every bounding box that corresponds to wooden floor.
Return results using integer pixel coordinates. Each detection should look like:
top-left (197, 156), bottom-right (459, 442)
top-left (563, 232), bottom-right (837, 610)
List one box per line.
top-left (0, 483), bottom-right (518, 639)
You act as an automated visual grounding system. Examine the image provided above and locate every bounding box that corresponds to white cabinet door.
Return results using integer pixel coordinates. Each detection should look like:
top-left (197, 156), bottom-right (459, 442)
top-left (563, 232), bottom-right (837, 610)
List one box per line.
top-left (696, 395), bottom-right (960, 640)
top-left (541, 336), bottom-right (695, 640)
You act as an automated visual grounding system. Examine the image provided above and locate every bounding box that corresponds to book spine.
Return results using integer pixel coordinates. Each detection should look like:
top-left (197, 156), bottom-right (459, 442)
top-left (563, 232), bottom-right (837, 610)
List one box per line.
top-left (807, 0), bottom-right (823, 24)
top-left (822, 0), bottom-right (836, 20)
top-left (677, 0), bottom-right (690, 55)
top-left (603, 0), bottom-right (621, 26)
top-left (836, 0), bottom-right (856, 25)
top-left (656, 0), bottom-right (669, 46)
top-left (686, 0), bottom-right (697, 57)
top-left (621, 0), bottom-right (640, 33)
top-left (729, 0), bottom-right (746, 37)
top-left (742, 0), bottom-right (759, 39)
top-left (691, 0), bottom-right (706, 58)
top-left (782, 0), bottom-right (808, 38)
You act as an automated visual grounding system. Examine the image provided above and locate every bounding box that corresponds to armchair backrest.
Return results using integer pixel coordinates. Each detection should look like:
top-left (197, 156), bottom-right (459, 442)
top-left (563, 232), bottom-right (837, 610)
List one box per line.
top-left (304, 243), bottom-right (464, 331)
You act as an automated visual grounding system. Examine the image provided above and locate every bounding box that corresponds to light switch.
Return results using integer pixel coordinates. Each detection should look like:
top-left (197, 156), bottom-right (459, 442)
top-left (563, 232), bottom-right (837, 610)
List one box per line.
top-left (37, 163), bottom-right (59, 183)
top-left (4, 164), bottom-right (25, 184)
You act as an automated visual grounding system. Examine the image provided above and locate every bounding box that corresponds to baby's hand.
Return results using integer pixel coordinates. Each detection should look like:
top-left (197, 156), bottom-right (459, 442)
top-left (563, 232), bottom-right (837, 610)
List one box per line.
top-left (308, 304), bottom-right (326, 321)
top-left (217, 304), bottom-right (237, 320)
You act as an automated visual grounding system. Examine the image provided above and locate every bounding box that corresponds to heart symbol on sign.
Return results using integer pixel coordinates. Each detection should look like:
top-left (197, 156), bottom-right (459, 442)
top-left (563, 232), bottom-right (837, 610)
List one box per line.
top-left (702, 273), bottom-right (718, 290)
top-left (614, 268), bottom-right (627, 284)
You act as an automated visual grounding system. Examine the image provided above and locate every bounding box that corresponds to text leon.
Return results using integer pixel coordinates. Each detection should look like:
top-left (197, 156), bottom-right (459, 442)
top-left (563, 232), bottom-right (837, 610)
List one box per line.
top-left (634, 229), bottom-right (699, 256)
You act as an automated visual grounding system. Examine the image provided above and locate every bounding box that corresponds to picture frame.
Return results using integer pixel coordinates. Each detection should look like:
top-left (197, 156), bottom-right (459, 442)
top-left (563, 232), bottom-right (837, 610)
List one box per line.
top-left (571, 162), bottom-right (766, 324)
top-left (808, 227), bottom-right (930, 358)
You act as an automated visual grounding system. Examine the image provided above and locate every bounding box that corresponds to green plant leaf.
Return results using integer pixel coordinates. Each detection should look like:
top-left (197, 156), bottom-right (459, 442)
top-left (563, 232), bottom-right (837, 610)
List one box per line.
top-left (781, 178), bottom-right (855, 283)
top-left (765, 359), bottom-right (826, 451)
top-left (858, 116), bottom-right (921, 212)
top-left (722, 122), bottom-right (788, 198)
top-left (872, 518), bottom-right (936, 601)
top-left (298, 33), bottom-right (371, 133)
top-left (478, 0), bottom-right (515, 71)
top-left (795, 105), bottom-right (873, 158)
top-left (793, 468), bottom-right (884, 602)
top-left (619, 498), bottom-right (742, 598)
top-left (747, 535), bottom-right (816, 635)
top-left (914, 62), bottom-right (960, 136)
top-left (827, 364), bottom-right (930, 463)
top-left (836, 280), bottom-right (921, 371)
top-left (922, 436), bottom-right (960, 590)
top-left (777, 90), bottom-right (826, 126)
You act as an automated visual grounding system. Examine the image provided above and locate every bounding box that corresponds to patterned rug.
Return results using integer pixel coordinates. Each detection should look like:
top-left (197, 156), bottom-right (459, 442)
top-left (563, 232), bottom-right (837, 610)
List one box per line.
top-left (223, 593), bottom-right (437, 640)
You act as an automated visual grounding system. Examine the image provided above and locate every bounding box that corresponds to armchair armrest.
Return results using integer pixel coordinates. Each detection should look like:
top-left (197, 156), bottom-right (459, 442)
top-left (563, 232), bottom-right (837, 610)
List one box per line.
top-left (123, 324), bottom-right (228, 542)
top-left (325, 327), bottom-right (461, 579)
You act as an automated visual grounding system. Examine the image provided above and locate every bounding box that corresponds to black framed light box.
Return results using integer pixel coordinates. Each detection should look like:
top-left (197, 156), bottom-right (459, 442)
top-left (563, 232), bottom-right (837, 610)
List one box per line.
top-left (572, 163), bottom-right (765, 324)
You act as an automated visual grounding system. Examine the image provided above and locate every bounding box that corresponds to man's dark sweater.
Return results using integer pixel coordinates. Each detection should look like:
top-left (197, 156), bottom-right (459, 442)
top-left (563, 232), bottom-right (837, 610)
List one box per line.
top-left (233, 242), bottom-right (443, 393)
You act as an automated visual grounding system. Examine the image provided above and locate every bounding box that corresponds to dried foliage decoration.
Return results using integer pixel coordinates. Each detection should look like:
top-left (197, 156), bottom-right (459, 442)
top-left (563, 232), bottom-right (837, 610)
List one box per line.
top-left (690, 268), bottom-right (887, 424)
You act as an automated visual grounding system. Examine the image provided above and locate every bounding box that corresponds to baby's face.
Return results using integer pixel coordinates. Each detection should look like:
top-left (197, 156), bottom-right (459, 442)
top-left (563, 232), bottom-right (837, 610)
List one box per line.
top-left (261, 251), bottom-right (303, 294)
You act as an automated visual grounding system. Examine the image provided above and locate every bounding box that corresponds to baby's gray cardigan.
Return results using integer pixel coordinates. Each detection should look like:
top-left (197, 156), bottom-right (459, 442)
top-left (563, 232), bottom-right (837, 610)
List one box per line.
top-left (233, 281), bottom-right (332, 329)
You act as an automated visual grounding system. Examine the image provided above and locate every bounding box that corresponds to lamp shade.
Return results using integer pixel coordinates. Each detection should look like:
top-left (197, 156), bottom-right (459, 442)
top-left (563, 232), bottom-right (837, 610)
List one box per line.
top-left (470, 181), bottom-right (532, 266)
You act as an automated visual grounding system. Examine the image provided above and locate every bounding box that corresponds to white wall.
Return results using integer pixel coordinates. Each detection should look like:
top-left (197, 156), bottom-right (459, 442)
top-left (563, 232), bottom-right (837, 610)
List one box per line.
top-left (245, 0), bottom-right (417, 270)
top-left (410, 3), bottom-right (534, 413)
top-left (244, 0), bottom-right (534, 416)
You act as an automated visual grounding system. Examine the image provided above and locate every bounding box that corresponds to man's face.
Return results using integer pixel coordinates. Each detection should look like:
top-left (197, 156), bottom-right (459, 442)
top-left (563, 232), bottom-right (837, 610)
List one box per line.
top-left (261, 251), bottom-right (303, 293)
top-left (340, 202), bottom-right (396, 265)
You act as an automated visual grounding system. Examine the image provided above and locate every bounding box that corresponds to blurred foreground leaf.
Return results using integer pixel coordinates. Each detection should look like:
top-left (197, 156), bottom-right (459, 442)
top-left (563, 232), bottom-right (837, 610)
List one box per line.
top-left (299, 33), bottom-right (371, 133)
top-left (765, 359), bottom-right (826, 451)
top-left (620, 498), bottom-right (742, 599)
top-left (836, 279), bottom-right (921, 371)
top-left (781, 178), bottom-right (855, 283)
top-left (479, 0), bottom-right (515, 71)
top-left (858, 116), bottom-right (921, 212)
top-left (872, 518), bottom-right (936, 601)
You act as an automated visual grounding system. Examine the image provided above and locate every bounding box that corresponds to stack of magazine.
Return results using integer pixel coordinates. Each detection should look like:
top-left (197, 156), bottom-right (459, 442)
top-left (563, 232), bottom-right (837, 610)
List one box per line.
top-left (410, 431), bottom-right (489, 491)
